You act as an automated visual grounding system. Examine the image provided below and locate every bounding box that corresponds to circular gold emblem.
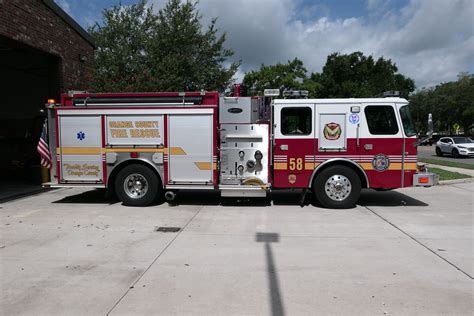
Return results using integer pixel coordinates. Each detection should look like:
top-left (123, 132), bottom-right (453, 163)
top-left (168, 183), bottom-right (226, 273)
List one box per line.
top-left (288, 174), bottom-right (297, 184)
top-left (323, 122), bottom-right (342, 140)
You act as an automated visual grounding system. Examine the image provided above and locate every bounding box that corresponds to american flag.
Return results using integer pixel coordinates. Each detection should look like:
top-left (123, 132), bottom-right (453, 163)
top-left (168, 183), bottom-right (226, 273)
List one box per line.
top-left (37, 119), bottom-right (52, 169)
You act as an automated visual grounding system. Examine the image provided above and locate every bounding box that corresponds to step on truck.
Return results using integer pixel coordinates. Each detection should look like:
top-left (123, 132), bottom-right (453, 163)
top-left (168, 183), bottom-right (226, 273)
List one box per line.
top-left (43, 88), bottom-right (437, 208)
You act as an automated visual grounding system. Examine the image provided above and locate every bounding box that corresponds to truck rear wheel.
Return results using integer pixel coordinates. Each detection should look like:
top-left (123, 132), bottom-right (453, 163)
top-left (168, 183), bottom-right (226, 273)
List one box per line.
top-left (313, 165), bottom-right (361, 209)
top-left (115, 164), bottom-right (160, 206)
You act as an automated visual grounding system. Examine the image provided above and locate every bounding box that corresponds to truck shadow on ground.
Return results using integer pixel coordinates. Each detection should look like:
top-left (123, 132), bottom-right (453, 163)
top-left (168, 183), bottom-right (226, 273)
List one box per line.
top-left (52, 189), bottom-right (117, 205)
top-left (358, 189), bottom-right (428, 207)
top-left (52, 188), bottom-right (428, 208)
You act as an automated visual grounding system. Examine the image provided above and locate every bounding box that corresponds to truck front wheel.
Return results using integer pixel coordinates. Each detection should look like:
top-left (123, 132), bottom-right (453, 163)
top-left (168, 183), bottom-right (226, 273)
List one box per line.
top-left (313, 165), bottom-right (361, 209)
top-left (115, 164), bottom-right (160, 206)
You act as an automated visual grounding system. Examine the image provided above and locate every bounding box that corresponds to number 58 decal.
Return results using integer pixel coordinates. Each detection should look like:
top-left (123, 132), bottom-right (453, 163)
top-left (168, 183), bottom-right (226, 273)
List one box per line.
top-left (289, 158), bottom-right (303, 170)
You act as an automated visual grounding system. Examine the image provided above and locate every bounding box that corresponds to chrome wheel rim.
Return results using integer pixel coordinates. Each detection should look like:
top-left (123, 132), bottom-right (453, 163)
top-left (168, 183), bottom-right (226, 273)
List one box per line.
top-left (324, 174), bottom-right (352, 201)
top-left (123, 173), bottom-right (148, 199)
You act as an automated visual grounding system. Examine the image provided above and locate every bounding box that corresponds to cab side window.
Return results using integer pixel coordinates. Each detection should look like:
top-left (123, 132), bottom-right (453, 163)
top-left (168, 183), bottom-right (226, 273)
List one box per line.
top-left (281, 107), bottom-right (312, 135)
top-left (364, 106), bottom-right (399, 135)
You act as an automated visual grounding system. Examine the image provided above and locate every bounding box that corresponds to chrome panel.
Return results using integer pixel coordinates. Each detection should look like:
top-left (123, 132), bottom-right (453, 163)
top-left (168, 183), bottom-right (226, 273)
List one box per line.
top-left (220, 185), bottom-right (268, 197)
top-left (413, 173), bottom-right (439, 187)
top-left (220, 124), bottom-right (270, 186)
top-left (219, 97), bottom-right (258, 124)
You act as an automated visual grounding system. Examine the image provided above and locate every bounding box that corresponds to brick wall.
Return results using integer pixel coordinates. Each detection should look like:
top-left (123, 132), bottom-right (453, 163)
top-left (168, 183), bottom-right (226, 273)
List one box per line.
top-left (0, 0), bottom-right (95, 91)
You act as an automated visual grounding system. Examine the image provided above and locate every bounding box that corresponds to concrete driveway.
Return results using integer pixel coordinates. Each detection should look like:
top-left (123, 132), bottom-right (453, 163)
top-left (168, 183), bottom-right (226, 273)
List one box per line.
top-left (1, 184), bottom-right (472, 315)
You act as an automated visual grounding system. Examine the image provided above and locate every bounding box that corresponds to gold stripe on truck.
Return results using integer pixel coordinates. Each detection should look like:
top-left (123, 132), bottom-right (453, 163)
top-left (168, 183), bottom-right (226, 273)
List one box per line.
top-left (104, 148), bottom-right (166, 153)
top-left (169, 147), bottom-right (187, 155)
top-left (58, 147), bottom-right (168, 154)
top-left (401, 162), bottom-right (418, 170)
top-left (274, 163), bottom-right (287, 170)
top-left (57, 147), bottom-right (103, 155)
top-left (194, 162), bottom-right (216, 170)
top-left (304, 162), bottom-right (320, 170)
top-left (359, 162), bottom-right (418, 171)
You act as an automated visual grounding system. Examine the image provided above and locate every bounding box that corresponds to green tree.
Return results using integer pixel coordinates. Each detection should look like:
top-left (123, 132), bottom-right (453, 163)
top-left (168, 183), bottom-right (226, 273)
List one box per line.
top-left (242, 58), bottom-right (322, 96)
top-left (88, 0), bottom-right (239, 92)
top-left (409, 73), bottom-right (474, 135)
top-left (88, 1), bottom-right (157, 92)
top-left (316, 52), bottom-right (415, 98)
top-left (407, 88), bottom-right (432, 133)
top-left (242, 52), bottom-right (414, 98)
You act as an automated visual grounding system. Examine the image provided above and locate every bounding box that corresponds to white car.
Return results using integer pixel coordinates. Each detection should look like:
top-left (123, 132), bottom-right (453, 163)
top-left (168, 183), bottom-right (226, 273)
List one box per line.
top-left (435, 137), bottom-right (474, 158)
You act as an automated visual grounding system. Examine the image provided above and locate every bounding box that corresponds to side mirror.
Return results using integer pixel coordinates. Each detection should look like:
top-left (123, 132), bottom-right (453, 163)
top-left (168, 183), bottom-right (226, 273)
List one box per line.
top-left (427, 113), bottom-right (433, 137)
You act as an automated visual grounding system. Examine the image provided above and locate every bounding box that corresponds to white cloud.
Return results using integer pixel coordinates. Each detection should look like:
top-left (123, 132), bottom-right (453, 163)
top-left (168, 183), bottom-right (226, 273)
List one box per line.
top-left (150, 0), bottom-right (474, 88)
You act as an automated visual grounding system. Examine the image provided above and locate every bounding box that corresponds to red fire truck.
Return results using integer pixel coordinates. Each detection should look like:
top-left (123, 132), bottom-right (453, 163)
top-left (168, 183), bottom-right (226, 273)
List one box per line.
top-left (44, 88), bottom-right (437, 208)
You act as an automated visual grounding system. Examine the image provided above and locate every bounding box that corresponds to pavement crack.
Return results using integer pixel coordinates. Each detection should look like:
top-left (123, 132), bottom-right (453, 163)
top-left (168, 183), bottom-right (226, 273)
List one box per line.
top-left (364, 205), bottom-right (473, 280)
top-left (106, 205), bottom-right (204, 315)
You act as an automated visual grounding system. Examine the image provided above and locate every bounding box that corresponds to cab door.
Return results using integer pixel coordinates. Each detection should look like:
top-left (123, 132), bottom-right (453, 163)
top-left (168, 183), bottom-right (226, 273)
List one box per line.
top-left (359, 104), bottom-right (404, 188)
top-left (273, 103), bottom-right (315, 188)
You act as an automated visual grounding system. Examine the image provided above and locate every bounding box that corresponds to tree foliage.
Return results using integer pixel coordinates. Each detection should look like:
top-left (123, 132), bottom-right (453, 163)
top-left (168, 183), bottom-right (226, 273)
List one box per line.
top-left (242, 52), bottom-right (414, 98)
top-left (88, 0), bottom-right (239, 92)
top-left (317, 52), bottom-right (415, 98)
top-left (409, 73), bottom-right (474, 135)
top-left (242, 58), bottom-right (321, 96)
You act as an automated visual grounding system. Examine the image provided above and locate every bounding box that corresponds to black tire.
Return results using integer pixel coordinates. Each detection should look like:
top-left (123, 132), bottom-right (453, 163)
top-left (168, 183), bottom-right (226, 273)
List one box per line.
top-left (452, 148), bottom-right (460, 158)
top-left (313, 165), bottom-right (361, 209)
top-left (435, 147), bottom-right (442, 156)
top-left (115, 164), bottom-right (160, 206)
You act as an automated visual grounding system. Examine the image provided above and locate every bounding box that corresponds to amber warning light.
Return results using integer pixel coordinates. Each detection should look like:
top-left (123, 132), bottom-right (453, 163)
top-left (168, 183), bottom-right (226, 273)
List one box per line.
top-left (47, 99), bottom-right (56, 104)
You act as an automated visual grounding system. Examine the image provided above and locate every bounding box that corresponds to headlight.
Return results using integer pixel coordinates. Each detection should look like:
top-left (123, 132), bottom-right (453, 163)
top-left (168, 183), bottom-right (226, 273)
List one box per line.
top-left (458, 146), bottom-right (466, 149)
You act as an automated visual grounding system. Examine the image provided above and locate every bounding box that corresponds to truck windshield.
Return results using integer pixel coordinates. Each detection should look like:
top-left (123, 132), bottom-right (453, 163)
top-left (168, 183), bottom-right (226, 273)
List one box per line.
top-left (399, 106), bottom-right (416, 137)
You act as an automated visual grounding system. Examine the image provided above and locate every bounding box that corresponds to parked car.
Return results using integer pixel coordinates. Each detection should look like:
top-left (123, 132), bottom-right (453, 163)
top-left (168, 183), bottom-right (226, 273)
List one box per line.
top-left (435, 137), bottom-right (474, 158)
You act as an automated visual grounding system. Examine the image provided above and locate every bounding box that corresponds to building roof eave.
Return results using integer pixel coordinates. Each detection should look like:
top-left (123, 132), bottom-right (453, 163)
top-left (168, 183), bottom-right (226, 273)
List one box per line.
top-left (42, 0), bottom-right (96, 48)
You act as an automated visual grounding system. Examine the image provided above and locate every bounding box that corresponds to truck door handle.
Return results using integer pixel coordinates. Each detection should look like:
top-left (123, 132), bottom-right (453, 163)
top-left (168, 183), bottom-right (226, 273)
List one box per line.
top-left (280, 144), bottom-right (288, 151)
top-left (364, 144), bottom-right (373, 150)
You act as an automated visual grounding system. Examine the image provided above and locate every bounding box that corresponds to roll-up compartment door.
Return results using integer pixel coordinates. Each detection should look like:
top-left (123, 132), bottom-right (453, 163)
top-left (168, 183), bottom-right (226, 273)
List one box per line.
top-left (59, 115), bottom-right (102, 182)
top-left (168, 114), bottom-right (213, 184)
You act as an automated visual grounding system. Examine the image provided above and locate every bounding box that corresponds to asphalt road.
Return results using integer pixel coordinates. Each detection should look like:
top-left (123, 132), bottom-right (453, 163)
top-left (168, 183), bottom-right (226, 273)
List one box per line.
top-left (417, 145), bottom-right (474, 164)
top-left (1, 185), bottom-right (473, 315)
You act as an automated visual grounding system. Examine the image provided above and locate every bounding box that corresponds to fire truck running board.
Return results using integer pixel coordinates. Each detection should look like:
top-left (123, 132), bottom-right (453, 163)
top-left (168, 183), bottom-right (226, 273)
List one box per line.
top-left (219, 185), bottom-right (268, 197)
top-left (166, 185), bottom-right (214, 190)
top-left (42, 182), bottom-right (106, 189)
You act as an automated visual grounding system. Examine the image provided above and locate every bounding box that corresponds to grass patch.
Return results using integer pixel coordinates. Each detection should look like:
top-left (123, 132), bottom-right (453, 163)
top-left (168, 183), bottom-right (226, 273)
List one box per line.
top-left (428, 167), bottom-right (472, 181)
top-left (418, 158), bottom-right (474, 170)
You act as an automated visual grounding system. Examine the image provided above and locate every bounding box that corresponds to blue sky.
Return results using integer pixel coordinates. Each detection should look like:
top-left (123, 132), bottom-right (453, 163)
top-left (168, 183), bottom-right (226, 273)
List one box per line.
top-left (56, 0), bottom-right (473, 88)
top-left (58, 0), bottom-right (410, 29)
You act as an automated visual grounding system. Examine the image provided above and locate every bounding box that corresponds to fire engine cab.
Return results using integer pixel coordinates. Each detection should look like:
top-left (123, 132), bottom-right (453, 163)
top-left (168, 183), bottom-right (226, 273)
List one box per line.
top-left (44, 89), bottom-right (437, 208)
